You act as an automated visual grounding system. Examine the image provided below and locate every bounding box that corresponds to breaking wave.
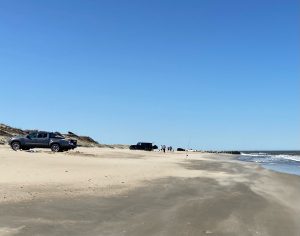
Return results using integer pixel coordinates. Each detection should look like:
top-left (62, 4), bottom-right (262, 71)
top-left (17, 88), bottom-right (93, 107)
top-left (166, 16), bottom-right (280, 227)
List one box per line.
top-left (239, 152), bottom-right (300, 164)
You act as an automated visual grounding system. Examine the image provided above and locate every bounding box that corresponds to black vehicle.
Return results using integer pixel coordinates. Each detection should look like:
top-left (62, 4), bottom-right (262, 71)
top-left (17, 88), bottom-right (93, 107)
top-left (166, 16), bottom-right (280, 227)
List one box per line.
top-left (129, 142), bottom-right (155, 151)
top-left (9, 131), bottom-right (77, 152)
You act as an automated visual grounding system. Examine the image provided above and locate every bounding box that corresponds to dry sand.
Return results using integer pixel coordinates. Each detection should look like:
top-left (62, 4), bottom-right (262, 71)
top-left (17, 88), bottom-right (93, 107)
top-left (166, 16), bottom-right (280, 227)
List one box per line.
top-left (0, 145), bottom-right (299, 236)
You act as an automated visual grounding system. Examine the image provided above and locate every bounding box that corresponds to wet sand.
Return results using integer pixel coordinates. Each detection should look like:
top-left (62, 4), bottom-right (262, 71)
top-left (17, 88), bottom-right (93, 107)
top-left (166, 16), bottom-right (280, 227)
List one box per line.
top-left (0, 146), bottom-right (300, 236)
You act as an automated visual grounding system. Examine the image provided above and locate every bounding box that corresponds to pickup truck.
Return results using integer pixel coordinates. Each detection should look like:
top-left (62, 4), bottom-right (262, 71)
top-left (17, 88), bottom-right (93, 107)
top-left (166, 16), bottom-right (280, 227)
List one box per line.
top-left (129, 142), bottom-right (157, 151)
top-left (9, 131), bottom-right (77, 152)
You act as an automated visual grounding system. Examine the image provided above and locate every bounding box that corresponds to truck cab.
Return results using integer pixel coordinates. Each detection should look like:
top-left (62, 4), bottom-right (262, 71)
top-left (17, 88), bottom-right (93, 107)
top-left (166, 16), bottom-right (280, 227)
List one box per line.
top-left (25, 132), bottom-right (50, 148)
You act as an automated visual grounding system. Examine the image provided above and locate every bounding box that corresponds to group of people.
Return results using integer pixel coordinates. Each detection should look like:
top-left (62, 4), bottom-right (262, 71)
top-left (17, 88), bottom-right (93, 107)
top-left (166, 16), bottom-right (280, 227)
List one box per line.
top-left (161, 145), bottom-right (173, 153)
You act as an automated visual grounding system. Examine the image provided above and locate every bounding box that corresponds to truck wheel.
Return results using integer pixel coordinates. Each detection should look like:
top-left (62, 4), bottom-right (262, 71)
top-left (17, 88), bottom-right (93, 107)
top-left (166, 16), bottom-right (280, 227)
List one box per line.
top-left (51, 144), bottom-right (60, 152)
top-left (11, 142), bottom-right (21, 151)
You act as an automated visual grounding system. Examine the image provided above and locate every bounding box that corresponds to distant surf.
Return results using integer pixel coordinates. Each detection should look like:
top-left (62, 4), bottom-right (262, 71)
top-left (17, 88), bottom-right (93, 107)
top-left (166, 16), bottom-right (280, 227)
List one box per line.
top-left (237, 151), bottom-right (300, 176)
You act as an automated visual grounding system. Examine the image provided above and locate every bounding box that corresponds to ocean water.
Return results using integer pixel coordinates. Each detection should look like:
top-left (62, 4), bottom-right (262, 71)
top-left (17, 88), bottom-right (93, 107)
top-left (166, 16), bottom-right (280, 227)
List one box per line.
top-left (237, 151), bottom-right (300, 176)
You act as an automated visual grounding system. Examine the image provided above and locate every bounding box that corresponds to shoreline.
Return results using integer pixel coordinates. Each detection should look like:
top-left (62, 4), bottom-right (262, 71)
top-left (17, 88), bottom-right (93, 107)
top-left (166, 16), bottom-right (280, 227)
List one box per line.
top-left (236, 152), bottom-right (300, 176)
top-left (0, 145), bottom-right (300, 235)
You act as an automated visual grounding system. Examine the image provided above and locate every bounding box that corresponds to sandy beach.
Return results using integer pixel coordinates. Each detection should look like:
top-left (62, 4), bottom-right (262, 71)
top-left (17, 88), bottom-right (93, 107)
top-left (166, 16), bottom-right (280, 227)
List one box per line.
top-left (0, 145), bottom-right (300, 236)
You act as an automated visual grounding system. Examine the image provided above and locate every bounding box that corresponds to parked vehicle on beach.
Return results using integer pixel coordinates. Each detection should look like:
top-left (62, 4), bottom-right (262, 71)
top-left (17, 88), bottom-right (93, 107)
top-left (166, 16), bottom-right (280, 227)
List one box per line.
top-left (9, 131), bottom-right (77, 152)
top-left (129, 142), bottom-right (155, 151)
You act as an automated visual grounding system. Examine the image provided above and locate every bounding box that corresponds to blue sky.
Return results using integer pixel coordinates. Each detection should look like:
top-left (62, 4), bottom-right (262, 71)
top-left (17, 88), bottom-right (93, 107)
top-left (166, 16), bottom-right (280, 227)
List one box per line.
top-left (0, 0), bottom-right (299, 150)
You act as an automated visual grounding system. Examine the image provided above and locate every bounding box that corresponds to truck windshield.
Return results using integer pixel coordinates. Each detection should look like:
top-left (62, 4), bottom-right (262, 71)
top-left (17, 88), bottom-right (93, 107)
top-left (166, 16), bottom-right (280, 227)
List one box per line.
top-left (28, 133), bottom-right (37, 139)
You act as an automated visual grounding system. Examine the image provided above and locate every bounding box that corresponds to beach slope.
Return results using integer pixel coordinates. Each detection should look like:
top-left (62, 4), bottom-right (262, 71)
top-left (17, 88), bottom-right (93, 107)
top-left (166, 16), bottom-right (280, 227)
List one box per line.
top-left (0, 146), bottom-right (299, 236)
